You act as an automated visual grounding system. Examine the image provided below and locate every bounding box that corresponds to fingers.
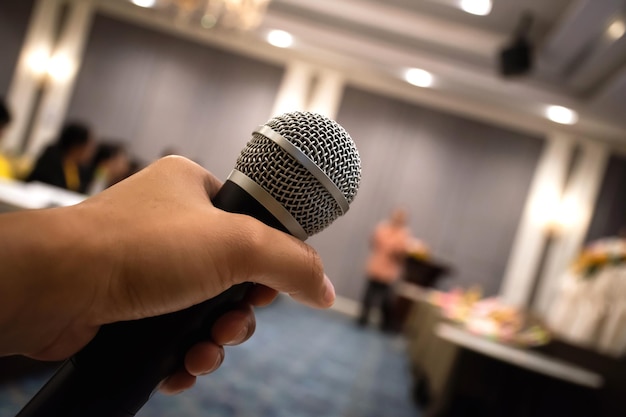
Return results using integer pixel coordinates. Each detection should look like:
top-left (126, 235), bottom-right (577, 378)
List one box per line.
top-left (161, 301), bottom-right (257, 395)
top-left (160, 370), bottom-right (196, 395)
top-left (211, 304), bottom-right (256, 346)
top-left (161, 301), bottom-right (256, 395)
top-left (245, 284), bottom-right (279, 307)
top-left (184, 341), bottom-right (224, 376)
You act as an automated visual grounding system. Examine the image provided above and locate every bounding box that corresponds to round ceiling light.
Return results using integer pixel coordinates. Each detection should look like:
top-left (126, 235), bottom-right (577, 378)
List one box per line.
top-left (459, 0), bottom-right (492, 16)
top-left (545, 105), bottom-right (579, 125)
top-left (405, 68), bottom-right (433, 88)
top-left (267, 30), bottom-right (293, 48)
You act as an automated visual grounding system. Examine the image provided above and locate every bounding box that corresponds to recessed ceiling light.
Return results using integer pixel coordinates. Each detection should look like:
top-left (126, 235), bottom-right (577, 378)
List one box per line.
top-left (607, 19), bottom-right (626, 40)
top-left (459, 0), bottom-right (492, 16)
top-left (405, 68), bottom-right (433, 88)
top-left (131, 0), bottom-right (156, 8)
top-left (267, 30), bottom-right (293, 48)
top-left (545, 105), bottom-right (578, 125)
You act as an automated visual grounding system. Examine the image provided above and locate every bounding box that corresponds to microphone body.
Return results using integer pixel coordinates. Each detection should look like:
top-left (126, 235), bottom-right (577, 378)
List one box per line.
top-left (16, 181), bottom-right (285, 417)
top-left (16, 112), bottom-right (361, 417)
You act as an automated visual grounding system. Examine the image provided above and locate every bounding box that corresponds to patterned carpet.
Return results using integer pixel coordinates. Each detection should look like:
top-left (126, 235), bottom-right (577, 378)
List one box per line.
top-left (0, 297), bottom-right (421, 417)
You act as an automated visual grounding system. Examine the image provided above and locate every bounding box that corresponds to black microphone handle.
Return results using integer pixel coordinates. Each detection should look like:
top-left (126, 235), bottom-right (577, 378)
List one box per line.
top-left (16, 179), bottom-right (291, 417)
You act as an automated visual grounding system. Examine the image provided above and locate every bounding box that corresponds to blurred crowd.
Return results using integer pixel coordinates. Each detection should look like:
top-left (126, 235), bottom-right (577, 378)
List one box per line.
top-left (0, 97), bottom-right (145, 195)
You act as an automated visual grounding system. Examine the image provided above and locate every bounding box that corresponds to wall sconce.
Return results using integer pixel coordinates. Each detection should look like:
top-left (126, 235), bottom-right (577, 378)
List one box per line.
top-left (530, 190), bottom-right (584, 237)
top-left (26, 49), bottom-right (75, 83)
top-left (527, 190), bottom-right (585, 308)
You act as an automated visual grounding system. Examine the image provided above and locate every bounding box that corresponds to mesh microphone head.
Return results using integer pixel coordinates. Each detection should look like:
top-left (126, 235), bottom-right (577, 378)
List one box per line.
top-left (235, 111), bottom-right (361, 237)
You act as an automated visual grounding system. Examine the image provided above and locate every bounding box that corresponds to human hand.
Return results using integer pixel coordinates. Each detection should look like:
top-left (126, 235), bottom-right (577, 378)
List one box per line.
top-left (161, 283), bottom-right (279, 394)
top-left (0, 156), bottom-right (335, 392)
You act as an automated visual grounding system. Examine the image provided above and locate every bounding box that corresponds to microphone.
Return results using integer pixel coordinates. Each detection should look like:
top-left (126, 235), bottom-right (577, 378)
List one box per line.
top-left (16, 111), bottom-right (361, 417)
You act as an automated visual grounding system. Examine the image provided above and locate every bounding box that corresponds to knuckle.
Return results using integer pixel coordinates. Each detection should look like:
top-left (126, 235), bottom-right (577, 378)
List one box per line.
top-left (155, 155), bottom-right (200, 175)
top-left (303, 243), bottom-right (324, 282)
top-left (225, 215), bottom-right (266, 277)
top-left (236, 216), bottom-right (265, 252)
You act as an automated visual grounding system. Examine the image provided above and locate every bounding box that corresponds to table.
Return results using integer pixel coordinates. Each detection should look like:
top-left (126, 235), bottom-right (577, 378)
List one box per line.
top-left (419, 322), bottom-right (605, 417)
top-left (0, 178), bottom-right (85, 211)
top-left (435, 323), bottom-right (603, 389)
top-left (405, 298), bottom-right (610, 417)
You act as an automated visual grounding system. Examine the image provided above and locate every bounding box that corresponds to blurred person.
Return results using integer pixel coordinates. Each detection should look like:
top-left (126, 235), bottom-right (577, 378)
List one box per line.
top-left (127, 157), bottom-right (145, 176)
top-left (357, 207), bottom-right (413, 331)
top-left (0, 98), bottom-right (14, 179)
top-left (85, 141), bottom-right (131, 195)
top-left (0, 156), bottom-right (335, 393)
top-left (26, 122), bottom-right (95, 193)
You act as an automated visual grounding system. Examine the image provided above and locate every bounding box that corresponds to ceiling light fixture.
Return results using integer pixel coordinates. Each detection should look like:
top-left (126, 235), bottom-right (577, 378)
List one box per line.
top-left (131, 0), bottom-right (156, 8)
top-left (405, 68), bottom-right (433, 88)
top-left (607, 19), bottom-right (626, 40)
top-left (267, 30), bottom-right (293, 48)
top-left (459, 0), bottom-right (492, 16)
top-left (545, 105), bottom-right (578, 125)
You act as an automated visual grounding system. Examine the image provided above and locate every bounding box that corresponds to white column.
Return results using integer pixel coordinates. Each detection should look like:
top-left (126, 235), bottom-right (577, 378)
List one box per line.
top-left (3, 0), bottom-right (63, 153)
top-left (26, 0), bottom-right (95, 157)
top-left (270, 60), bottom-right (315, 117)
top-left (533, 140), bottom-right (609, 314)
top-left (499, 133), bottom-right (575, 307)
top-left (307, 69), bottom-right (345, 119)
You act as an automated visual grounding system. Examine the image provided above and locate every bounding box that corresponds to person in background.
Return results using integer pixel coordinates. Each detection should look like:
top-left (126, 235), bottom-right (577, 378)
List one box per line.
top-left (26, 122), bottom-right (95, 193)
top-left (85, 141), bottom-right (131, 195)
top-left (358, 207), bottom-right (412, 331)
top-left (0, 98), bottom-right (14, 179)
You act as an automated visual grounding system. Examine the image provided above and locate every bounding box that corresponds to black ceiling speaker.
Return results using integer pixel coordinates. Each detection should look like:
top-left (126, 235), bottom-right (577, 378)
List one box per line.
top-left (499, 12), bottom-right (534, 77)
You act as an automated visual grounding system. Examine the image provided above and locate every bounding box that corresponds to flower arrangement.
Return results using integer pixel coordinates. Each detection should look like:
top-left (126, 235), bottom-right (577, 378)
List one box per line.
top-left (430, 287), bottom-right (551, 347)
top-left (571, 237), bottom-right (626, 279)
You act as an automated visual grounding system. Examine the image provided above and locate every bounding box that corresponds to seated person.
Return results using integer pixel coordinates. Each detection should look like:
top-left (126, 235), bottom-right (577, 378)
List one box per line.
top-left (0, 98), bottom-right (14, 179)
top-left (26, 122), bottom-right (95, 193)
top-left (84, 141), bottom-right (131, 195)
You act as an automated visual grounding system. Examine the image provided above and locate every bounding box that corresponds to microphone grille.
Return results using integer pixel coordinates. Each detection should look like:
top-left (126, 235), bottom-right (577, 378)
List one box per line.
top-left (235, 112), bottom-right (361, 236)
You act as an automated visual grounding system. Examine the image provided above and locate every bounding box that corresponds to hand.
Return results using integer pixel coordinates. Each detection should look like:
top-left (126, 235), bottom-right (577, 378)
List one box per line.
top-left (0, 156), bottom-right (335, 392)
top-left (161, 283), bottom-right (278, 394)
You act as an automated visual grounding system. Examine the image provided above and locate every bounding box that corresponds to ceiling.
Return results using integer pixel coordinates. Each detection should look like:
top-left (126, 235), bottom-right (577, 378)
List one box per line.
top-left (101, 0), bottom-right (626, 145)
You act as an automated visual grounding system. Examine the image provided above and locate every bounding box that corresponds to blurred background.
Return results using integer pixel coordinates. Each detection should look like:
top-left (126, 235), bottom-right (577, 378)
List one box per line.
top-left (0, 0), bottom-right (625, 416)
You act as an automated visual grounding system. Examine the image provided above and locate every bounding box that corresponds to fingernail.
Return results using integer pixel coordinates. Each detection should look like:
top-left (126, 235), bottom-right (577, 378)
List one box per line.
top-left (323, 274), bottom-right (335, 306)
top-left (215, 349), bottom-right (225, 370)
top-left (202, 349), bottom-right (224, 375)
top-left (226, 325), bottom-right (249, 346)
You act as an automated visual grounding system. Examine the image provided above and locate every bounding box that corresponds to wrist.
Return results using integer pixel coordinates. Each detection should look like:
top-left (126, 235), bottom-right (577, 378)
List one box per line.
top-left (0, 205), bottom-right (111, 357)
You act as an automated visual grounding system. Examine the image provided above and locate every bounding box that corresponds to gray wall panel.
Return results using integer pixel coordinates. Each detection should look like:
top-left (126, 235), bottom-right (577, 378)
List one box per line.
top-left (0, 0), bottom-right (35, 96)
top-left (66, 14), bottom-right (284, 180)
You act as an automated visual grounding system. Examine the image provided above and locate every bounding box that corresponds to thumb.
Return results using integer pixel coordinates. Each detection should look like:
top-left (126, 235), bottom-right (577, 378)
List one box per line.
top-left (222, 215), bottom-right (335, 309)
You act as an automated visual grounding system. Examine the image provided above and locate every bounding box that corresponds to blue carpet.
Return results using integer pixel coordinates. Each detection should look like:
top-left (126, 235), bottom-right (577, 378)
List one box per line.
top-left (0, 297), bottom-right (421, 417)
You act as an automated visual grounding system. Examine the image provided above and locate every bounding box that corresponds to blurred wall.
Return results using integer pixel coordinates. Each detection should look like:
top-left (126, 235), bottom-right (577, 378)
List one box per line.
top-left (585, 153), bottom-right (626, 242)
top-left (0, 0), bottom-right (35, 96)
top-left (2, 1), bottom-right (622, 302)
top-left (308, 87), bottom-right (544, 298)
top-left (65, 14), bottom-right (284, 180)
